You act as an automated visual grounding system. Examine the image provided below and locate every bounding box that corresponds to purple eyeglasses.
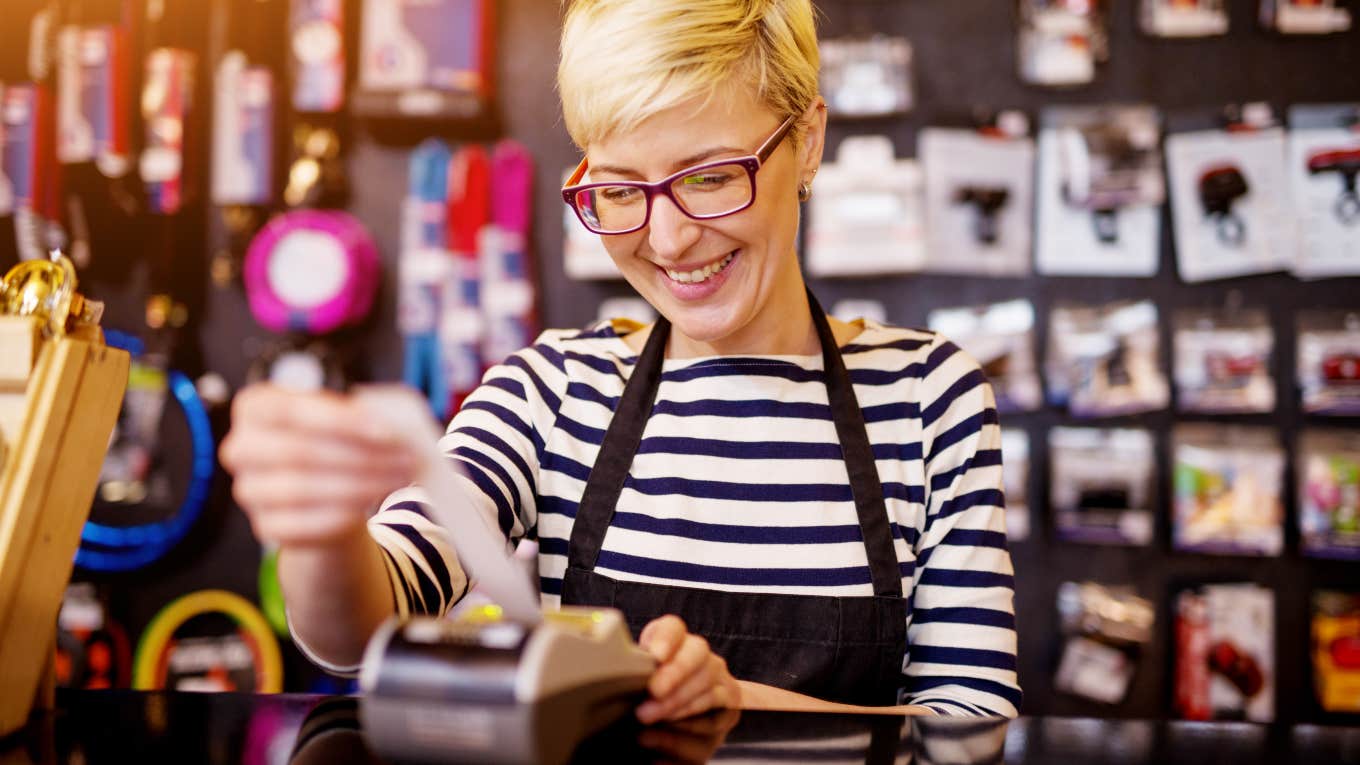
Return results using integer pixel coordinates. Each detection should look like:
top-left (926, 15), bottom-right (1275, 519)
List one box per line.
top-left (561, 113), bottom-right (798, 235)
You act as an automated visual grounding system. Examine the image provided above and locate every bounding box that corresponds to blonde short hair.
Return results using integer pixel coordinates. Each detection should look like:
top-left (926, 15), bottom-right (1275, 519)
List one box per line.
top-left (558, 0), bottom-right (820, 149)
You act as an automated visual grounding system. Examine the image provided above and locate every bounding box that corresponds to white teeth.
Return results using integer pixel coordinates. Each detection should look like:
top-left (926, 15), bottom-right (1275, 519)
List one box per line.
top-left (666, 252), bottom-right (735, 284)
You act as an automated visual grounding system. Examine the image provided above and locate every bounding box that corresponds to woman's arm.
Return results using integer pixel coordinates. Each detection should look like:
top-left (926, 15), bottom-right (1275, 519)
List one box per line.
top-left (736, 681), bottom-right (931, 715)
top-left (903, 336), bottom-right (1021, 717)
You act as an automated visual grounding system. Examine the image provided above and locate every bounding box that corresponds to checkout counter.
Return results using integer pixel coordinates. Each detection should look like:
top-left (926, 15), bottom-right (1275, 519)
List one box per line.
top-left (4, 689), bottom-right (1360, 765)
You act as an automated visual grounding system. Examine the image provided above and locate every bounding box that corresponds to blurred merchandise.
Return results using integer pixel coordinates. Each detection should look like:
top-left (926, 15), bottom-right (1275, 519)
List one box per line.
top-left (1141, 0), bottom-right (1228, 37)
top-left (1172, 306), bottom-right (1275, 414)
top-left (919, 119), bottom-right (1034, 277)
top-left (1176, 583), bottom-right (1275, 722)
top-left (54, 583), bottom-right (131, 690)
top-left (132, 589), bottom-right (284, 693)
top-left (1001, 428), bottom-right (1031, 543)
top-left (290, 0), bottom-right (346, 113)
top-left (596, 297), bottom-right (655, 326)
top-left (1172, 424), bottom-right (1284, 556)
top-left (830, 298), bottom-right (887, 325)
top-left (1047, 300), bottom-right (1169, 416)
top-left (1260, 0), bottom-right (1352, 34)
top-left (1036, 105), bottom-right (1164, 276)
top-left (1054, 582), bottom-right (1155, 704)
top-left (1165, 106), bottom-right (1294, 282)
top-left (1050, 427), bottom-right (1155, 546)
top-left (1287, 104), bottom-right (1360, 279)
top-left (1299, 430), bottom-right (1360, 560)
top-left (806, 135), bottom-right (925, 276)
top-left (1017, 0), bottom-right (1108, 87)
top-left (1313, 591), bottom-right (1360, 713)
top-left (354, 0), bottom-right (494, 119)
top-left (929, 299), bottom-right (1042, 413)
top-left (480, 139), bottom-right (536, 368)
top-left (820, 35), bottom-right (913, 118)
top-left (1297, 309), bottom-right (1360, 415)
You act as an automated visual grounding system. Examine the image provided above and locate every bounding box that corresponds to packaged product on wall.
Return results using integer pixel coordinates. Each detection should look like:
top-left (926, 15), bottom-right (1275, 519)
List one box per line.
top-left (1287, 104), bottom-right (1360, 279)
top-left (1036, 105), bottom-right (1164, 277)
top-left (919, 124), bottom-right (1034, 277)
top-left (1046, 300), bottom-right (1169, 416)
top-left (1049, 427), bottom-right (1155, 546)
top-left (1141, 0), bottom-right (1229, 36)
top-left (806, 135), bottom-right (925, 276)
top-left (354, 0), bottom-right (494, 119)
top-left (1313, 591), bottom-right (1360, 713)
top-left (1016, 0), bottom-right (1108, 87)
top-left (1001, 428), bottom-right (1031, 543)
top-left (820, 36), bottom-right (913, 118)
top-left (1172, 424), bottom-right (1284, 556)
top-left (1261, 0), bottom-right (1353, 34)
top-left (929, 300), bottom-right (1042, 413)
top-left (1054, 582), bottom-right (1155, 704)
top-left (1299, 430), bottom-right (1360, 560)
top-left (1176, 583), bottom-right (1275, 722)
top-left (1172, 307), bottom-right (1275, 414)
top-left (1297, 310), bottom-right (1360, 416)
top-left (1165, 111), bottom-right (1295, 283)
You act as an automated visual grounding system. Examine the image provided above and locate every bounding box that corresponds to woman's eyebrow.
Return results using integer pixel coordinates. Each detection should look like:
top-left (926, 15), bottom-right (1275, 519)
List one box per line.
top-left (590, 145), bottom-right (749, 179)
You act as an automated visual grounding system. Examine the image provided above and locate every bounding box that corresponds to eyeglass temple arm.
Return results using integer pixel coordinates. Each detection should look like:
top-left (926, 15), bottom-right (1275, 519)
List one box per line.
top-left (564, 157), bottom-right (589, 189)
top-left (755, 114), bottom-right (799, 164)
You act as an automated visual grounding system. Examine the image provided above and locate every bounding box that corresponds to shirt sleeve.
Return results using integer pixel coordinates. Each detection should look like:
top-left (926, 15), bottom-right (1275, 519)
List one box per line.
top-left (901, 335), bottom-right (1022, 717)
top-left (365, 336), bottom-right (570, 619)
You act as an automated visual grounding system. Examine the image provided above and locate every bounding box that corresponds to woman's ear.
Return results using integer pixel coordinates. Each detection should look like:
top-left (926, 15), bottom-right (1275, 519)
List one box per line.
top-left (799, 97), bottom-right (828, 182)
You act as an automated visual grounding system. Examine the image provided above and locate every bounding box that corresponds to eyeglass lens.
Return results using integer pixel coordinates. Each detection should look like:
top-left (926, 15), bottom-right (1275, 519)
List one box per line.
top-left (574, 162), bottom-right (754, 233)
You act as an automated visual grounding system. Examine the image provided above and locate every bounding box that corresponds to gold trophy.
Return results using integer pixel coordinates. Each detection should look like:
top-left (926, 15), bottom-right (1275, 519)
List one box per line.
top-left (0, 252), bottom-right (129, 735)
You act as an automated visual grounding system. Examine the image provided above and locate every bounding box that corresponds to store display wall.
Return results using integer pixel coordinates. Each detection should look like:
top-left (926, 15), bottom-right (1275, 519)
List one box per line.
top-left (5, 0), bottom-right (1357, 719)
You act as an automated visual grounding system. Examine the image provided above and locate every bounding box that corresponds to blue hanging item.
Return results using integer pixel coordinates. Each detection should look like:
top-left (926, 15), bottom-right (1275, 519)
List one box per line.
top-left (399, 138), bottom-right (454, 416)
top-left (76, 329), bottom-right (214, 572)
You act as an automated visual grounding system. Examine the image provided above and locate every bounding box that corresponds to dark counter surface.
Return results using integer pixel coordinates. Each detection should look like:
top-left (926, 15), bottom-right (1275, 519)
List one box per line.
top-left (3, 689), bottom-right (1359, 764)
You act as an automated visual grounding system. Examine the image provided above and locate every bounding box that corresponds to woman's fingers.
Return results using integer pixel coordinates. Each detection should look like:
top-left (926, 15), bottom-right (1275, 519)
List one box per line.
top-left (230, 384), bottom-right (399, 449)
top-left (639, 615), bottom-right (688, 664)
top-left (221, 428), bottom-right (413, 476)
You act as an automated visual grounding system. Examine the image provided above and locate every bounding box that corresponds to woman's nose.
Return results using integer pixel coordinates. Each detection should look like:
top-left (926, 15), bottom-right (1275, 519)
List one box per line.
top-left (646, 193), bottom-right (701, 262)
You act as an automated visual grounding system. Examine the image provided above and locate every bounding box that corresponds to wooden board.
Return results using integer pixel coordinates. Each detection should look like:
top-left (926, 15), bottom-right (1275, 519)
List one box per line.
top-left (0, 336), bottom-right (128, 734)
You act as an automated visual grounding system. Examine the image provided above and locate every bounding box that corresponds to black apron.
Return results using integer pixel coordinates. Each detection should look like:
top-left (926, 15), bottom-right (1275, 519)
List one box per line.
top-left (559, 290), bottom-right (908, 706)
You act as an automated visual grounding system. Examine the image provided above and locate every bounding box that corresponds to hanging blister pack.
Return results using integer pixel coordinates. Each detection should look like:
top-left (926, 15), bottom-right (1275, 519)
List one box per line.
top-left (1297, 309), bottom-right (1360, 415)
top-left (1000, 428), bottom-right (1031, 543)
top-left (290, 0), bottom-right (345, 113)
top-left (1037, 105), bottom-right (1164, 276)
top-left (355, 0), bottom-right (494, 119)
top-left (1, 83), bottom-right (51, 260)
top-left (928, 300), bottom-right (1042, 413)
top-left (400, 139), bottom-right (452, 416)
top-left (1050, 427), bottom-right (1156, 546)
top-left (1299, 430), bottom-right (1360, 560)
top-left (140, 48), bottom-right (195, 216)
top-left (481, 140), bottom-right (536, 368)
top-left (1176, 584), bottom-right (1275, 722)
top-left (819, 36), bottom-right (912, 119)
top-left (211, 53), bottom-right (274, 208)
top-left (1260, 0), bottom-right (1352, 34)
top-left (806, 135), bottom-right (925, 277)
top-left (1172, 306), bottom-right (1275, 413)
top-left (1046, 300), bottom-right (1169, 416)
top-left (1017, 0), bottom-right (1108, 87)
top-left (1165, 105), bottom-right (1295, 282)
top-left (919, 117), bottom-right (1034, 277)
top-left (1313, 591), bottom-right (1360, 713)
top-left (1054, 582), bottom-right (1155, 704)
top-left (1141, 0), bottom-right (1229, 37)
top-left (442, 144), bottom-right (490, 416)
top-left (1172, 424), bottom-right (1284, 556)
top-left (1288, 104), bottom-right (1360, 279)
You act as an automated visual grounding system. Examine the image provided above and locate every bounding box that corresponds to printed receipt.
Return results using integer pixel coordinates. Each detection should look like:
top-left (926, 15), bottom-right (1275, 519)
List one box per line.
top-left (355, 386), bottom-right (543, 625)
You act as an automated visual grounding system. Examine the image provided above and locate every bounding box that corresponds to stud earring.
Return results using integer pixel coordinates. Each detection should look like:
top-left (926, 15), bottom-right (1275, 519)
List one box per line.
top-left (798, 180), bottom-right (812, 203)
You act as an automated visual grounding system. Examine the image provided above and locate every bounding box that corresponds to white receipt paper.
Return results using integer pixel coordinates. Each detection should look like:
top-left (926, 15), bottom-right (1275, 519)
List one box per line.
top-left (355, 386), bottom-right (543, 625)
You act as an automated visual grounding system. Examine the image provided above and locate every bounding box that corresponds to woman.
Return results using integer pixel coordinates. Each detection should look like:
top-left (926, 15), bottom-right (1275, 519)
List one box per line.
top-left (220, 0), bottom-right (1020, 722)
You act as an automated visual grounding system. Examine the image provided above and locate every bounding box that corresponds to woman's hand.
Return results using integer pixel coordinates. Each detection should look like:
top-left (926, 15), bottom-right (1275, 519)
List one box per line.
top-left (635, 615), bottom-right (741, 724)
top-left (219, 384), bottom-right (417, 548)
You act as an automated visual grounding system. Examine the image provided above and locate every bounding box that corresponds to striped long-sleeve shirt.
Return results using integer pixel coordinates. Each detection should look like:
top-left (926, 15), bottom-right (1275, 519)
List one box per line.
top-left (357, 318), bottom-right (1020, 716)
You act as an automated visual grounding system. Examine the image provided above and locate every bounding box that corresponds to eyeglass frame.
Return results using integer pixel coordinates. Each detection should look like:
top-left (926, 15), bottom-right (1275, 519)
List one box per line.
top-left (560, 113), bottom-right (800, 236)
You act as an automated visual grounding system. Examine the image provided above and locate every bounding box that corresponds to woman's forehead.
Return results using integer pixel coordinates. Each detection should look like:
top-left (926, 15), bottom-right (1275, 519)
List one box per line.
top-left (586, 91), bottom-right (782, 173)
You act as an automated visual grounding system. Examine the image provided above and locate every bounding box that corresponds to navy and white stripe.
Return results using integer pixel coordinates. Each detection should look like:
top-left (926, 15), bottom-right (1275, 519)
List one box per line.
top-left (366, 318), bottom-right (1020, 717)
